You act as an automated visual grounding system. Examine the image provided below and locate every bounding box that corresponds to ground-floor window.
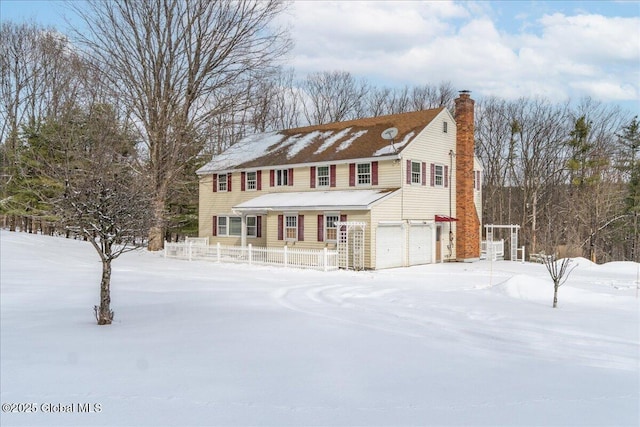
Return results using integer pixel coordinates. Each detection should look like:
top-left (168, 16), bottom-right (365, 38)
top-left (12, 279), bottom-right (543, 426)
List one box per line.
top-left (246, 216), bottom-right (257, 237)
top-left (285, 215), bottom-right (297, 240)
top-left (217, 216), bottom-right (241, 236)
top-left (325, 214), bottom-right (339, 242)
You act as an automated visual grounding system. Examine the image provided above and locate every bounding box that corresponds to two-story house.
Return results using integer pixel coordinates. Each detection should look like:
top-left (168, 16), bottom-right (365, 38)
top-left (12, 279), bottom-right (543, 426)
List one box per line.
top-left (196, 91), bottom-right (482, 269)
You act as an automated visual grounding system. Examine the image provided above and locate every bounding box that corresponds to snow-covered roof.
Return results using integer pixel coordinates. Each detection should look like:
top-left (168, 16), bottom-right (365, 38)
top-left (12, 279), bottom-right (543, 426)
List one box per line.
top-left (232, 189), bottom-right (400, 212)
top-left (197, 108), bottom-right (445, 174)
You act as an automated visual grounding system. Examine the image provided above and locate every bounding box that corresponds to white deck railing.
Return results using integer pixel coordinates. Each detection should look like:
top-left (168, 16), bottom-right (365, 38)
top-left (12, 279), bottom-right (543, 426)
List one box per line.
top-left (480, 239), bottom-right (505, 260)
top-left (164, 242), bottom-right (339, 272)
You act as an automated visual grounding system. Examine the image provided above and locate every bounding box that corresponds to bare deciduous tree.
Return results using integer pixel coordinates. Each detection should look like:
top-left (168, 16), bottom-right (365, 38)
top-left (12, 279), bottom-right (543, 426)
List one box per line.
top-left (51, 105), bottom-right (151, 325)
top-left (71, 0), bottom-right (292, 250)
top-left (302, 70), bottom-right (369, 125)
top-left (542, 255), bottom-right (577, 308)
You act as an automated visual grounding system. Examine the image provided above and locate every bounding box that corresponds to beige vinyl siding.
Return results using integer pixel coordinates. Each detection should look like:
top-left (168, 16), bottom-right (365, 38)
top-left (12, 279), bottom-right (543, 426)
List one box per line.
top-left (399, 109), bottom-right (458, 221)
top-left (199, 160), bottom-right (404, 242)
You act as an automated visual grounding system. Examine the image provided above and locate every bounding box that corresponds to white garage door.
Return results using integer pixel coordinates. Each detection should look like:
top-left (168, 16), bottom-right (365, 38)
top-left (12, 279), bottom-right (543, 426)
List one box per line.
top-left (376, 224), bottom-right (405, 269)
top-left (408, 224), bottom-right (433, 266)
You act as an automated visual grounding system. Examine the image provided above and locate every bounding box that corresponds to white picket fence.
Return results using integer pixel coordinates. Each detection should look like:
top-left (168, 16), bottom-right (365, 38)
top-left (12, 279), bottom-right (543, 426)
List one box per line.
top-left (164, 241), bottom-right (339, 272)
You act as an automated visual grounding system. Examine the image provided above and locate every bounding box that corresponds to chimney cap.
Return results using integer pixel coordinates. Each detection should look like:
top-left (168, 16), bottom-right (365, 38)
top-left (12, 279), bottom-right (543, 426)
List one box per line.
top-left (459, 89), bottom-right (471, 95)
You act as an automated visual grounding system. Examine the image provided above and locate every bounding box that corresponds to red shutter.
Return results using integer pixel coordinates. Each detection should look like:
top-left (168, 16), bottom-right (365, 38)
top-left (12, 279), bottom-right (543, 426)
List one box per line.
top-left (310, 166), bottom-right (316, 188)
top-left (256, 216), bottom-right (262, 238)
top-left (444, 165), bottom-right (449, 188)
top-left (330, 165), bottom-right (336, 187)
top-left (277, 215), bottom-right (283, 240)
top-left (349, 163), bottom-right (355, 186)
top-left (422, 162), bottom-right (427, 186)
top-left (430, 163), bottom-right (435, 187)
top-left (372, 161), bottom-right (378, 185)
top-left (227, 173), bottom-right (232, 192)
top-left (270, 170), bottom-right (275, 187)
top-left (339, 214), bottom-right (347, 233)
top-left (406, 160), bottom-right (411, 184)
top-left (212, 174), bottom-right (217, 192)
top-left (212, 216), bottom-right (217, 236)
top-left (288, 168), bottom-right (294, 186)
top-left (241, 172), bottom-right (246, 191)
top-left (298, 215), bottom-right (304, 241)
top-left (257, 170), bottom-right (262, 191)
top-left (317, 214), bottom-right (324, 242)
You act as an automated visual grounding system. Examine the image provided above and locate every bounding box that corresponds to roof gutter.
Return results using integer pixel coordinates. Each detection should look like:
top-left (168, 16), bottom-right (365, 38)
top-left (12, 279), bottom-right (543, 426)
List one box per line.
top-left (197, 153), bottom-right (402, 175)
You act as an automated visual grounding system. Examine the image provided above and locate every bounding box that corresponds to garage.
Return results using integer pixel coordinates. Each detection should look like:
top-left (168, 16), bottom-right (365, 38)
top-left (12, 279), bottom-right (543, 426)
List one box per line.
top-left (375, 222), bottom-right (405, 269)
top-left (408, 221), bottom-right (434, 266)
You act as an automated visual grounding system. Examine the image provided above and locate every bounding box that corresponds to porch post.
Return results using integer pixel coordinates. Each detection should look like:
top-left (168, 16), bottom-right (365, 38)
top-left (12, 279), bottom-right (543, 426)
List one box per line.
top-left (241, 214), bottom-right (247, 247)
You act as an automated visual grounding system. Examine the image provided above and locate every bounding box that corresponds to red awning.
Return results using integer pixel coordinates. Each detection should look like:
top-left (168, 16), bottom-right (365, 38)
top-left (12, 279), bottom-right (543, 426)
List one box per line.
top-left (435, 215), bottom-right (458, 222)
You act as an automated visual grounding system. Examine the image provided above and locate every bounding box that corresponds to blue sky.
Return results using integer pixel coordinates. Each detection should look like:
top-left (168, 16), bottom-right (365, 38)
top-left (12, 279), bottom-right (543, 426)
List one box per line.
top-left (2, 0), bottom-right (639, 114)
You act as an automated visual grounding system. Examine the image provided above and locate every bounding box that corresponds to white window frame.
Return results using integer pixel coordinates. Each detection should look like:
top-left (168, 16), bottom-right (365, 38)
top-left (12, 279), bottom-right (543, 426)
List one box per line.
top-left (356, 162), bottom-right (371, 186)
top-left (434, 164), bottom-right (444, 187)
top-left (317, 165), bottom-right (330, 187)
top-left (275, 169), bottom-right (289, 186)
top-left (443, 121), bottom-right (448, 133)
top-left (246, 171), bottom-right (257, 191)
top-left (285, 214), bottom-right (297, 241)
top-left (217, 216), bottom-right (242, 236)
top-left (325, 213), bottom-right (339, 243)
top-left (217, 216), bottom-right (228, 236)
top-left (246, 215), bottom-right (257, 238)
top-left (217, 173), bottom-right (228, 192)
top-left (411, 161), bottom-right (421, 184)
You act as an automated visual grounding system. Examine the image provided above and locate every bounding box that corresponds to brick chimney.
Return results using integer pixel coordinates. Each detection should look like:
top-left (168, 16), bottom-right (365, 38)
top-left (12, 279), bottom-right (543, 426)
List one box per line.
top-left (454, 90), bottom-right (480, 261)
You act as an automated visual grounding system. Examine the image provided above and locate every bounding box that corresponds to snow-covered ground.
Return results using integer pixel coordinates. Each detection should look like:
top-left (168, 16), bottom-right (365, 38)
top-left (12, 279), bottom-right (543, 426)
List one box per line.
top-left (1, 230), bottom-right (638, 426)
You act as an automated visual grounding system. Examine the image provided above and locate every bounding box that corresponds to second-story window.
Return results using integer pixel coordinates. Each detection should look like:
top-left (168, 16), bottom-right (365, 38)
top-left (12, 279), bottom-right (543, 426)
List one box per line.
top-left (357, 163), bottom-right (371, 185)
top-left (443, 121), bottom-right (448, 133)
top-left (317, 166), bottom-right (330, 187)
top-left (276, 169), bottom-right (289, 186)
top-left (434, 164), bottom-right (444, 187)
top-left (246, 171), bottom-right (257, 190)
top-left (411, 161), bottom-right (421, 184)
top-left (217, 173), bottom-right (228, 192)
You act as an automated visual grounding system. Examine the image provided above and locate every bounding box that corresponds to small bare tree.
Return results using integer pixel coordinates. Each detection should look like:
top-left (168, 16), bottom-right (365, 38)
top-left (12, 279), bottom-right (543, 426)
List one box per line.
top-left (45, 105), bottom-right (151, 325)
top-left (542, 254), bottom-right (577, 308)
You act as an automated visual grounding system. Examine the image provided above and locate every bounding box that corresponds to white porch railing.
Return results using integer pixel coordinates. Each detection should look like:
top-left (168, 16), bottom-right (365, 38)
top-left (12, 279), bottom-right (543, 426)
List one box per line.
top-left (164, 242), bottom-right (339, 272)
top-left (480, 239), bottom-right (505, 260)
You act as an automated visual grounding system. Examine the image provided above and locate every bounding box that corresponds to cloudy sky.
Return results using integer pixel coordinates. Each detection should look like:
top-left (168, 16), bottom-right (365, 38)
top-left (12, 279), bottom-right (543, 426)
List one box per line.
top-left (2, 0), bottom-right (639, 113)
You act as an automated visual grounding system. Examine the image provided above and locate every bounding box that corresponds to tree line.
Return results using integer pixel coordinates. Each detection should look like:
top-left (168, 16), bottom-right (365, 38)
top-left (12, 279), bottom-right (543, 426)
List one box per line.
top-left (1, 1), bottom-right (638, 266)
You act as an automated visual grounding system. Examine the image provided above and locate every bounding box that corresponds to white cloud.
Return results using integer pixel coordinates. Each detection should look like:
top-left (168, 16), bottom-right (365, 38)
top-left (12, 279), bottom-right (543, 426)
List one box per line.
top-left (280, 1), bottom-right (640, 109)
